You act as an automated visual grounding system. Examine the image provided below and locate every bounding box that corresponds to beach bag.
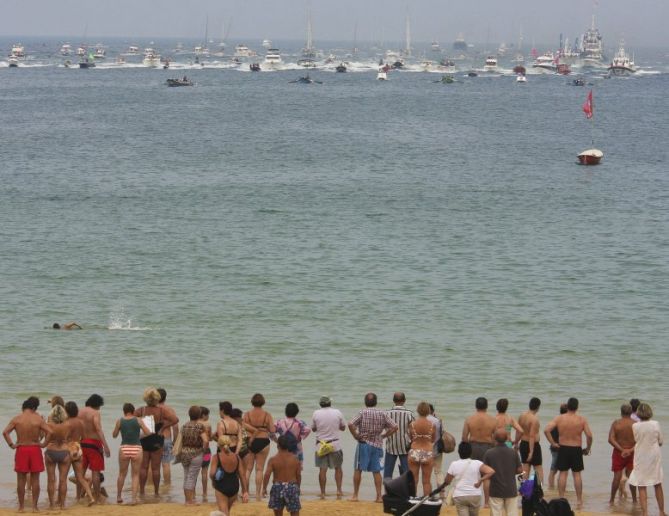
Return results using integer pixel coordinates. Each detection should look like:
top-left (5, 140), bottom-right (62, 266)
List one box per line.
top-left (439, 431), bottom-right (456, 454)
top-left (171, 430), bottom-right (183, 463)
top-left (68, 442), bottom-right (82, 461)
top-left (140, 414), bottom-right (155, 436)
top-left (280, 421), bottom-right (299, 454)
top-left (317, 440), bottom-right (336, 457)
top-left (139, 408), bottom-right (165, 452)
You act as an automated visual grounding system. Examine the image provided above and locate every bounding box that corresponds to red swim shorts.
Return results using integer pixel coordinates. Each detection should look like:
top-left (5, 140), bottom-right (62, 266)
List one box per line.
top-left (81, 439), bottom-right (105, 472)
top-left (612, 448), bottom-right (634, 472)
top-left (15, 445), bottom-right (44, 473)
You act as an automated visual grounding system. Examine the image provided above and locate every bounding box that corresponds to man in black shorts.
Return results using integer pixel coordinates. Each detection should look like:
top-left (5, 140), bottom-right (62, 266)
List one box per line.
top-left (544, 397), bottom-right (593, 508)
top-left (518, 397), bottom-right (543, 484)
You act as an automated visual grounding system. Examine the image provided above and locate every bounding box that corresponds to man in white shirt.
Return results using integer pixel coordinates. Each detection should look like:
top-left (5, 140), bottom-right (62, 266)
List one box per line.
top-left (311, 396), bottom-right (346, 499)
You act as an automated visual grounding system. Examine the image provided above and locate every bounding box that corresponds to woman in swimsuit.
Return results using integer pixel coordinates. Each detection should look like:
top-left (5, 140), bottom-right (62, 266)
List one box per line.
top-left (242, 393), bottom-right (275, 501)
top-left (210, 435), bottom-right (249, 515)
top-left (64, 401), bottom-right (95, 504)
top-left (408, 402), bottom-right (437, 497)
top-left (231, 408), bottom-right (254, 459)
top-left (45, 405), bottom-right (72, 509)
top-left (112, 403), bottom-right (152, 505)
top-left (135, 387), bottom-right (177, 496)
top-left (199, 406), bottom-right (212, 502)
top-left (216, 401), bottom-right (243, 451)
top-left (495, 399), bottom-right (524, 448)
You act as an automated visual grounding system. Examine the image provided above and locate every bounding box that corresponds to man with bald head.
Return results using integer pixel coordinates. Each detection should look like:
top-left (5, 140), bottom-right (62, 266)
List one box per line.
top-left (483, 429), bottom-right (523, 516)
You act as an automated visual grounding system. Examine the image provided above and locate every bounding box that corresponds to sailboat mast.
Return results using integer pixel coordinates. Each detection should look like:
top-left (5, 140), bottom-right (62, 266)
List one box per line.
top-left (352, 22), bottom-right (358, 55)
top-left (405, 10), bottom-right (411, 56)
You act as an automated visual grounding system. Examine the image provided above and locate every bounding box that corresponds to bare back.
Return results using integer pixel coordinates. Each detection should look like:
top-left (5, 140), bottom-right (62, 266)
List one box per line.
top-left (611, 417), bottom-right (635, 449)
top-left (519, 411), bottom-right (540, 443)
top-left (268, 450), bottom-right (300, 483)
top-left (66, 417), bottom-right (85, 442)
top-left (47, 422), bottom-right (70, 448)
top-left (463, 412), bottom-right (497, 444)
top-left (555, 412), bottom-right (589, 446)
top-left (159, 403), bottom-right (179, 439)
top-left (244, 408), bottom-right (274, 439)
top-left (79, 407), bottom-right (102, 440)
top-left (6, 411), bottom-right (49, 446)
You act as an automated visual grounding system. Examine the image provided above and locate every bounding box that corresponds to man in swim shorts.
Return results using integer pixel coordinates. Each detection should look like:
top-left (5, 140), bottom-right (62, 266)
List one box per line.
top-left (518, 397), bottom-right (543, 484)
top-left (608, 403), bottom-right (637, 504)
top-left (3, 396), bottom-right (52, 512)
top-left (348, 392), bottom-right (398, 502)
top-left (79, 394), bottom-right (111, 501)
top-left (544, 397), bottom-right (593, 508)
top-left (462, 397), bottom-right (497, 506)
top-left (263, 435), bottom-right (302, 516)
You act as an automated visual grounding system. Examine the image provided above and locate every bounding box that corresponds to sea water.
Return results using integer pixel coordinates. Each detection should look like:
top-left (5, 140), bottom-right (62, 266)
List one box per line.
top-left (0, 39), bottom-right (668, 509)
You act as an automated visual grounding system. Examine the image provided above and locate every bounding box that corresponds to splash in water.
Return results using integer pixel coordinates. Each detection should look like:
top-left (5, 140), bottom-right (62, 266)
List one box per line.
top-left (108, 306), bottom-right (149, 330)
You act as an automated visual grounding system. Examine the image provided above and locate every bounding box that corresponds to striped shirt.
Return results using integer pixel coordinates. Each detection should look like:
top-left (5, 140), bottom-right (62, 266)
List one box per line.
top-left (349, 408), bottom-right (398, 449)
top-left (385, 405), bottom-right (415, 455)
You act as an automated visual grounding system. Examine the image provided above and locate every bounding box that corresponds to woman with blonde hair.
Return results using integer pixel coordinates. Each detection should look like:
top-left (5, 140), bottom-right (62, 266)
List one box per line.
top-left (210, 435), bottom-right (249, 515)
top-left (112, 403), bottom-right (153, 505)
top-left (242, 393), bottom-right (275, 500)
top-left (408, 401), bottom-right (437, 497)
top-left (45, 405), bottom-right (71, 509)
top-left (135, 387), bottom-right (177, 496)
top-left (628, 403), bottom-right (665, 516)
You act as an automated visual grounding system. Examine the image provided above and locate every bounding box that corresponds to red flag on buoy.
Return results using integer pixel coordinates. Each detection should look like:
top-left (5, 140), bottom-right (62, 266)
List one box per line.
top-left (583, 90), bottom-right (593, 119)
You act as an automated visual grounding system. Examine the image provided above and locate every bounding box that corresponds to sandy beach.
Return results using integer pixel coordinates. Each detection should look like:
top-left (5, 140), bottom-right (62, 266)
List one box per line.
top-left (0, 500), bottom-right (626, 516)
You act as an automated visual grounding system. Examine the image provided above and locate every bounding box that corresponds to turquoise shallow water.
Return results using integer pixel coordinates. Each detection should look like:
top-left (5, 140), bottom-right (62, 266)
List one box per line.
top-left (0, 38), bottom-right (668, 509)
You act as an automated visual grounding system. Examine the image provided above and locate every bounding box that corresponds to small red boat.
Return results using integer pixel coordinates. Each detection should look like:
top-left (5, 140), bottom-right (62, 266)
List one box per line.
top-left (577, 149), bottom-right (603, 165)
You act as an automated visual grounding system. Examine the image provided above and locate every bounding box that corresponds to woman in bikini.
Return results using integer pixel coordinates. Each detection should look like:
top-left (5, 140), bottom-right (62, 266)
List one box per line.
top-left (494, 399), bottom-right (524, 448)
top-left (112, 403), bottom-right (153, 505)
top-left (64, 401), bottom-right (95, 504)
top-left (210, 435), bottom-right (249, 515)
top-left (242, 393), bottom-right (275, 501)
top-left (216, 401), bottom-right (243, 451)
top-left (135, 387), bottom-right (177, 496)
top-left (45, 405), bottom-right (72, 509)
top-left (408, 401), bottom-right (437, 497)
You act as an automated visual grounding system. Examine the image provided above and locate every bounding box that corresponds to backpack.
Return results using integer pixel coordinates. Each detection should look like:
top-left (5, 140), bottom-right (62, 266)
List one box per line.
top-left (280, 420), bottom-right (299, 454)
top-left (548, 498), bottom-right (574, 516)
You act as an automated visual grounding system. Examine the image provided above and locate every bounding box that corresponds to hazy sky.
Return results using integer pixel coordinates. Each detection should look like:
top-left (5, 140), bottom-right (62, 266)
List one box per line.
top-left (2, 0), bottom-right (668, 48)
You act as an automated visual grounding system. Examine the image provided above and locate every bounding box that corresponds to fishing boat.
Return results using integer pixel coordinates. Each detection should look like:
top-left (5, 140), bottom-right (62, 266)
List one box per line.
top-left (234, 44), bottom-right (256, 58)
top-left (483, 55), bottom-right (498, 72)
top-left (79, 53), bottom-right (96, 68)
top-left (264, 48), bottom-right (282, 68)
top-left (143, 48), bottom-right (161, 68)
top-left (578, 90), bottom-right (603, 165)
top-left (93, 45), bottom-right (106, 60)
top-left (60, 43), bottom-right (72, 56)
top-left (10, 43), bottom-right (25, 58)
top-left (532, 53), bottom-right (557, 73)
top-left (608, 40), bottom-right (636, 76)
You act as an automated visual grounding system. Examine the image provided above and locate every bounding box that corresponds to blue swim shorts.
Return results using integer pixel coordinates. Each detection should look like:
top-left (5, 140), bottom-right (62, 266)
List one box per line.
top-left (161, 438), bottom-right (173, 464)
top-left (269, 482), bottom-right (301, 513)
top-left (354, 442), bottom-right (383, 473)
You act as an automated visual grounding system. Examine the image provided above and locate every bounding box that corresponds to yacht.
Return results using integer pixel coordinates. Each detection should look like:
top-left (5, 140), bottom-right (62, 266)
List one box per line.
top-left (431, 41), bottom-right (440, 52)
top-left (234, 44), bottom-right (256, 58)
top-left (453, 34), bottom-right (467, 52)
top-left (483, 55), bottom-right (498, 72)
top-left (60, 43), bottom-right (72, 56)
top-left (608, 40), bottom-right (636, 75)
top-left (142, 48), bottom-right (161, 68)
top-left (77, 46), bottom-right (86, 57)
top-left (10, 44), bottom-right (25, 58)
top-left (264, 48), bottom-right (282, 67)
top-left (124, 45), bottom-right (140, 55)
top-left (194, 45), bottom-right (210, 57)
top-left (439, 58), bottom-right (457, 74)
top-left (262, 39), bottom-right (272, 49)
top-left (532, 53), bottom-right (557, 73)
top-left (8, 56), bottom-right (19, 67)
top-left (581, 16), bottom-right (604, 68)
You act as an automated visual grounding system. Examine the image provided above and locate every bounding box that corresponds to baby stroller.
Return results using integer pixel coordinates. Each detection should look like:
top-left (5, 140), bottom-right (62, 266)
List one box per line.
top-left (383, 471), bottom-right (446, 516)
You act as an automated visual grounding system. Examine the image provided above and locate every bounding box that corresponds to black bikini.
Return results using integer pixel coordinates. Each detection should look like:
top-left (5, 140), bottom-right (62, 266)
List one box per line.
top-left (246, 413), bottom-right (271, 454)
top-left (213, 453), bottom-right (240, 497)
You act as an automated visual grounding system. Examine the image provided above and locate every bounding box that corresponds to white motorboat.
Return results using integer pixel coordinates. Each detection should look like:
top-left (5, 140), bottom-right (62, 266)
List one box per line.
top-left (608, 40), bottom-right (636, 75)
top-left (516, 74), bottom-right (527, 83)
top-left (483, 55), bottom-right (498, 72)
top-left (377, 70), bottom-right (388, 80)
top-left (532, 53), bottom-right (557, 73)
top-left (439, 58), bottom-right (457, 74)
top-left (234, 44), bottom-right (256, 58)
top-left (77, 46), bottom-right (86, 57)
top-left (143, 48), bottom-right (161, 68)
top-left (262, 39), bottom-right (272, 49)
top-left (124, 45), bottom-right (139, 55)
top-left (10, 43), bottom-right (25, 58)
top-left (60, 43), bottom-right (72, 56)
top-left (93, 45), bottom-right (106, 59)
top-left (264, 48), bottom-right (282, 67)
top-left (194, 45), bottom-right (210, 57)
top-left (8, 56), bottom-right (19, 67)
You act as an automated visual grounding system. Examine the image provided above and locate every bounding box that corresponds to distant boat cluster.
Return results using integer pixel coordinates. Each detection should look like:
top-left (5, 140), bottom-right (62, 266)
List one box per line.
top-left (4, 15), bottom-right (639, 77)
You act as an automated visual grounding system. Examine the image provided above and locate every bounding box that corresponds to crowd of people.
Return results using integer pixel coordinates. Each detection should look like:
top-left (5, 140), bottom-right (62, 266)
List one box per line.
top-left (2, 390), bottom-right (665, 516)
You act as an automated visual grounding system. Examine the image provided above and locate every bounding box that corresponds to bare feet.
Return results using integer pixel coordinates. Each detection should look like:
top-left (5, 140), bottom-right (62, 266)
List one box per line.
top-left (319, 493), bottom-right (325, 500)
top-left (337, 492), bottom-right (344, 500)
top-left (375, 497), bottom-right (383, 503)
top-left (349, 496), bottom-right (359, 502)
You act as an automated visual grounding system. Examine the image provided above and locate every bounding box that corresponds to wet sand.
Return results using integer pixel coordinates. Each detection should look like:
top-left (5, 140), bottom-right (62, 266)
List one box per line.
top-left (0, 500), bottom-right (627, 516)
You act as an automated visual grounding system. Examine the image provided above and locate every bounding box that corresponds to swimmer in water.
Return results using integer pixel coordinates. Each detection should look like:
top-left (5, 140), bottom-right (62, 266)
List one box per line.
top-left (52, 322), bottom-right (82, 330)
